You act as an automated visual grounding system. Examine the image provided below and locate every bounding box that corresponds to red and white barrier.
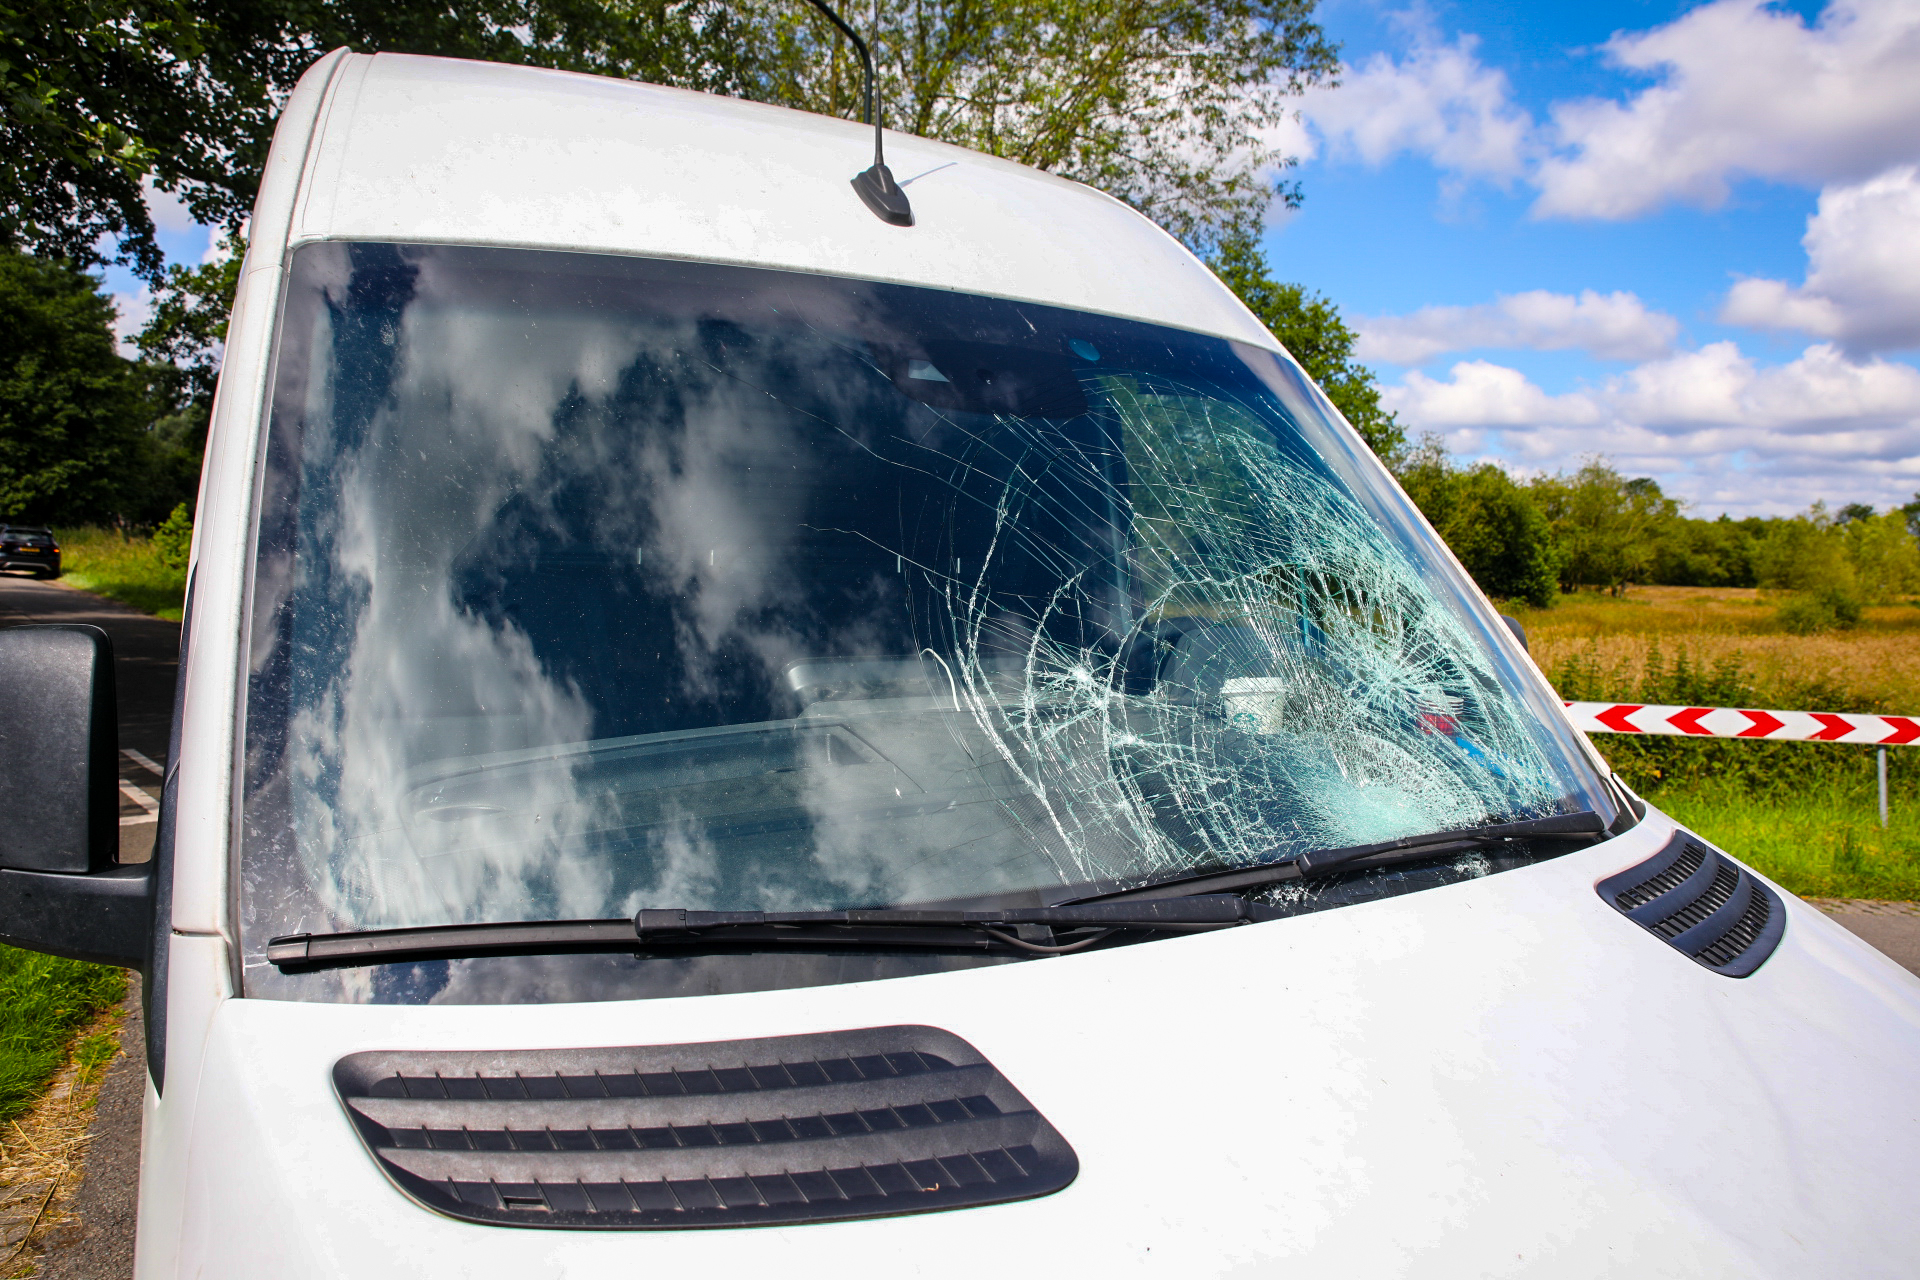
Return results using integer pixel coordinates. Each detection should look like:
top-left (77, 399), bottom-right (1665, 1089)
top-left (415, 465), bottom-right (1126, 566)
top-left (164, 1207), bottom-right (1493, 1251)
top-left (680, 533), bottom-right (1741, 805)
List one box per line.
top-left (1565, 702), bottom-right (1920, 746)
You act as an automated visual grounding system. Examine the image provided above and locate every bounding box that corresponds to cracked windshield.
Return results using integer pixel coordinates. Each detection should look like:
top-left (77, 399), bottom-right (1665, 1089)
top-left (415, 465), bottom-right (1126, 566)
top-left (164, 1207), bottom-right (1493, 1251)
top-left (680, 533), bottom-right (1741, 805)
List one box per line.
top-left (239, 242), bottom-right (1610, 990)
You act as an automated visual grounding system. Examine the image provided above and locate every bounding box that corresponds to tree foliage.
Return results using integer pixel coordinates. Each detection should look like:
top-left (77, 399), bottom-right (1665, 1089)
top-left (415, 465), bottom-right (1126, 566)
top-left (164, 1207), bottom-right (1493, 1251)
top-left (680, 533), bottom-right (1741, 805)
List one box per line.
top-left (1398, 437), bottom-right (1920, 623)
top-left (134, 231), bottom-right (242, 409)
top-left (738, 0), bottom-right (1335, 254)
top-left (3, 0), bottom-right (1333, 279)
top-left (152, 498), bottom-right (193, 567)
top-left (1396, 439), bottom-right (1556, 608)
top-left (0, 246), bottom-right (199, 524)
top-left (1530, 462), bottom-right (1678, 595)
top-left (0, 1), bottom-right (761, 280)
top-left (0, 247), bottom-right (150, 520)
top-left (1207, 232), bottom-right (1403, 460)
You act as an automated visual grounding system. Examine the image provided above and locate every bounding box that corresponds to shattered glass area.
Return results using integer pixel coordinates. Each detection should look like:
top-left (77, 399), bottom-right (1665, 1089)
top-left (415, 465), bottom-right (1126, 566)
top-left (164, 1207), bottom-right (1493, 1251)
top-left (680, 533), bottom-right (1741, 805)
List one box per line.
top-left (238, 244), bottom-right (1607, 1000)
top-left (941, 375), bottom-right (1565, 890)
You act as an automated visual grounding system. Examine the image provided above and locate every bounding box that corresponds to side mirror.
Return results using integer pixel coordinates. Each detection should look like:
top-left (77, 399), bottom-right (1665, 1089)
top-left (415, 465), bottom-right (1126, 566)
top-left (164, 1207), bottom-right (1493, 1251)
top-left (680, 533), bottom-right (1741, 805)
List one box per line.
top-left (0, 625), bottom-right (152, 968)
top-left (1499, 614), bottom-right (1529, 653)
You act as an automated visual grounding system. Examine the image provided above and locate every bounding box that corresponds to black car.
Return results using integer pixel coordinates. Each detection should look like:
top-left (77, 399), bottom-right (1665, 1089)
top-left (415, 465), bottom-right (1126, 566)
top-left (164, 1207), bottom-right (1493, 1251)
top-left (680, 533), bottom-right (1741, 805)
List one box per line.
top-left (0, 525), bottom-right (61, 577)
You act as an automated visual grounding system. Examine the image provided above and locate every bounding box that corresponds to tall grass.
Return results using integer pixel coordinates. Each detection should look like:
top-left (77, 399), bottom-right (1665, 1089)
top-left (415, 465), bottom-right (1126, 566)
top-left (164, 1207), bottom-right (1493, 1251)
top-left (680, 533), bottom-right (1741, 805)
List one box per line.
top-left (0, 948), bottom-right (125, 1124)
top-left (1524, 587), bottom-right (1919, 900)
top-left (1509, 582), bottom-right (1920, 644)
top-left (48, 526), bottom-right (187, 621)
top-left (1658, 787), bottom-right (1920, 902)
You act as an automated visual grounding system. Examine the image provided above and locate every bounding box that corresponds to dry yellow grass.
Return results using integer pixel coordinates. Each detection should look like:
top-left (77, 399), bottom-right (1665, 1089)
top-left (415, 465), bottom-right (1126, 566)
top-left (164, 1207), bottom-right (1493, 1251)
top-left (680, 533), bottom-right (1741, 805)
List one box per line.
top-left (0, 1001), bottom-right (124, 1278)
top-left (1511, 586), bottom-right (1920, 710)
top-left (1501, 586), bottom-right (1920, 900)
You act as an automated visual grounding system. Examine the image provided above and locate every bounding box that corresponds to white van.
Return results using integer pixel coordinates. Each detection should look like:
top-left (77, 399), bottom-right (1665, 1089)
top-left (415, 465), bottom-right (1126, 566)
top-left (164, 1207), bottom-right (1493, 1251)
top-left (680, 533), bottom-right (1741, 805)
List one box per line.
top-left (3, 48), bottom-right (1919, 1279)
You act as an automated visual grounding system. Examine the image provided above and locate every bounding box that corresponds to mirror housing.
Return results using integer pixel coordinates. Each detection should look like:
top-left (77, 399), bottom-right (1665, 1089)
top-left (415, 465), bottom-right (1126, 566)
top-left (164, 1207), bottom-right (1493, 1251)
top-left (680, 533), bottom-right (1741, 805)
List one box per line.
top-left (0, 624), bottom-right (152, 968)
top-left (1499, 614), bottom-right (1529, 653)
top-left (0, 624), bottom-right (119, 871)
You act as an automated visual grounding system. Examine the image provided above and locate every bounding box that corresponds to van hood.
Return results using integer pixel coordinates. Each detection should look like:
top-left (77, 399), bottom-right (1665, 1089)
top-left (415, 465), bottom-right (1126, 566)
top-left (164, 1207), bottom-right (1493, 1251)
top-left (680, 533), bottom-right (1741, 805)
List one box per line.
top-left (160, 813), bottom-right (1920, 1278)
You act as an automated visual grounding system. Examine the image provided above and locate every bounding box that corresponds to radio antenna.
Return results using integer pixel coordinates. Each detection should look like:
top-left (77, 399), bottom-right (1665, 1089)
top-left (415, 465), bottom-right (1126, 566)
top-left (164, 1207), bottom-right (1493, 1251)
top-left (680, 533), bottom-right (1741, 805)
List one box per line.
top-left (802, 0), bottom-right (914, 226)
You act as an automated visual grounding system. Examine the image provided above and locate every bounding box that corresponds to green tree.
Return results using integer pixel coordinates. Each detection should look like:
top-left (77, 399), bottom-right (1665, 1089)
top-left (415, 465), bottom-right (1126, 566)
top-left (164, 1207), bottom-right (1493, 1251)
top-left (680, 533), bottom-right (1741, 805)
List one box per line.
top-left (152, 499), bottom-right (193, 567)
top-left (742, 0), bottom-right (1335, 254)
top-left (1842, 509), bottom-right (1920, 602)
top-left (0, 1), bottom-right (760, 280)
top-left (1208, 232), bottom-right (1403, 460)
top-left (1396, 436), bottom-right (1558, 607)
top-left (1648, 512), bottom-right (1764, 588)
top-left (0, 247), bottom-right (152, 521)
top-left (1752, 504), bottom-right (1852, 595)
top-left (1531, 462), bottom-right (1677, 594)
top-left (134, 232), bottom-right (242, 410)
top-left (4, 1), bottom-right (1334, 280)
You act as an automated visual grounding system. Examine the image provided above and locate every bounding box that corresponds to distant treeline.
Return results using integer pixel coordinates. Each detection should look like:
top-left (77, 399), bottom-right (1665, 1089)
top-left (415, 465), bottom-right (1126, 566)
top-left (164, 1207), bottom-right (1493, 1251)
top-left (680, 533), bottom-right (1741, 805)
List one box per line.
top-left (1399, 437), bottom-right (1920, 627)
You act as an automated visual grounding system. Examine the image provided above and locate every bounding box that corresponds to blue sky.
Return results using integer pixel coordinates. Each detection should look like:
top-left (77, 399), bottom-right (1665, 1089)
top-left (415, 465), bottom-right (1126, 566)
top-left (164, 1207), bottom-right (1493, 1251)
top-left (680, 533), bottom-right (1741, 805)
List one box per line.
top-left (1261, 0), bottom-right (1920, 516)
top-left (106, 0), bottom-right (1919, 518)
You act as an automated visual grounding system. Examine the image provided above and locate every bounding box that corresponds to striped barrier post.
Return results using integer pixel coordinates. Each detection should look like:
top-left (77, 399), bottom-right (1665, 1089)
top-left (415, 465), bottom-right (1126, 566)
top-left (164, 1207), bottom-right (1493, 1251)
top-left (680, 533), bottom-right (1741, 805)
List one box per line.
top-left (1564, 702), bottom-right (1917, 828)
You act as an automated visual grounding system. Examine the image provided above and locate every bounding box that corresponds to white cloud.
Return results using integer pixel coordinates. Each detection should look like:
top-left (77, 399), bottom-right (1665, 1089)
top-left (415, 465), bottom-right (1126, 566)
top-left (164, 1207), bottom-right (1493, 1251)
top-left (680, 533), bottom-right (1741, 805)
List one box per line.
top-left (1534, 0), bottom-right (1920, 220)
top-left (1356, 290), bottom-right (1679, 365)
top-left (1382, 340), bottom-right (1920, 515)
top-left (1720, 165), bottom-right (1920, 354)
top-left (1388, 360), bottom-right (1601, 427)
top-left (110, 289), bottom-right (153, 357)
top-left (142, 179), bottom-right (203, 235)
top-left (1299, 32), bottom-right (1532, 182)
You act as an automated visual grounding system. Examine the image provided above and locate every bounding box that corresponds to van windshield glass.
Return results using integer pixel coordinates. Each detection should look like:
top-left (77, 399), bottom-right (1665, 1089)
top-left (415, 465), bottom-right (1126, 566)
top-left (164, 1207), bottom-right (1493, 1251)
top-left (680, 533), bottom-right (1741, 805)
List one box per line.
top-left (239, 243), bottom-right (1611, 999)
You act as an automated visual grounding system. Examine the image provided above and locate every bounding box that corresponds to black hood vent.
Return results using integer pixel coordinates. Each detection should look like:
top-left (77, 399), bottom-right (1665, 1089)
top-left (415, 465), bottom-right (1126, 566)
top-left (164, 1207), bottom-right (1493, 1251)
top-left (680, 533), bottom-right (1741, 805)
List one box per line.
top-left (332, 1025), bottom-right (1077, 1229)
top-left (1597, 831), bottom-right (1785, 977)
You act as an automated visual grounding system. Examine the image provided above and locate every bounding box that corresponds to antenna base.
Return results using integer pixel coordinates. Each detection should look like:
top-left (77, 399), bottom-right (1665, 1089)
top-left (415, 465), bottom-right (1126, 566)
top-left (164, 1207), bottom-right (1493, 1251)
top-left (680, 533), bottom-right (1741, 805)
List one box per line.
top-left (853, 165), bottom-right (914, 227)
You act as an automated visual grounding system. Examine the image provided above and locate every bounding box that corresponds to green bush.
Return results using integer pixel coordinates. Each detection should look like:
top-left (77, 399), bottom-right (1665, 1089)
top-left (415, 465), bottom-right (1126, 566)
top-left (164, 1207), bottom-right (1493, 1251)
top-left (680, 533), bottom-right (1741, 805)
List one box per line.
top-left (50, 525), bottom-right (188, 619)
top-left (0, 946), bottom-right (125, 1123)
top-left (1548, 638), bottom-right (1897, 800)
top-left (152, 501), bottom-right (194, 570)
top-left (1548, 638), bottom-right (1916, 899)
top-left (1776, 587), bottom-right (1863, 635)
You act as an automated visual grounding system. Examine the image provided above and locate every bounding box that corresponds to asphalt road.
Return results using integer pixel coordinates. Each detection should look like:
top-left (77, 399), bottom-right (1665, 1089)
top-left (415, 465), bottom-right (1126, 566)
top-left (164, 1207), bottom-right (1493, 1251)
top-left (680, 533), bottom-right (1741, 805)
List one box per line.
top-left (2, 569), bottom-right (1918, 1278)
top-left (1809, 898), bottom-right (1920, 974)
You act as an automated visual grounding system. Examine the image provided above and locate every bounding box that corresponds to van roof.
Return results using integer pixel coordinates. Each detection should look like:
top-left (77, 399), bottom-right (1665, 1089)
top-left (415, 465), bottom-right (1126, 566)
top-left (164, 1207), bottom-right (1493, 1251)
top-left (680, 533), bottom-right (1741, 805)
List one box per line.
top-left (288, 52), bottom-right (1273, 347)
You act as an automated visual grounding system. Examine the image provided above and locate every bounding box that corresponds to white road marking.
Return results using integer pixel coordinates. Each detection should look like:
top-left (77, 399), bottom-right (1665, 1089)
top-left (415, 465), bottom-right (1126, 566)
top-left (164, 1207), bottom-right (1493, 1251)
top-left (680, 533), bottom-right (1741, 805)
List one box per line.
top-left (119, 780), bottom-right (160, 814)
top-left (120, 747), bottom-right (165, 776)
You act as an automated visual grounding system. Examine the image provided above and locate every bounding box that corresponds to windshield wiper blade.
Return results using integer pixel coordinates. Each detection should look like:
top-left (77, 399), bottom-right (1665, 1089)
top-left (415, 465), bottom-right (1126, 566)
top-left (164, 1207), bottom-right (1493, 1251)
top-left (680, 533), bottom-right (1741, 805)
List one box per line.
top-left (267, 919), bottom-right (640, 969)
top-left (637, 898), bottom-right (1257, 953)
top-left (266, 897), bottom-right (1257, 969)
top-left (1077, 811), bottom-right (1610, 904)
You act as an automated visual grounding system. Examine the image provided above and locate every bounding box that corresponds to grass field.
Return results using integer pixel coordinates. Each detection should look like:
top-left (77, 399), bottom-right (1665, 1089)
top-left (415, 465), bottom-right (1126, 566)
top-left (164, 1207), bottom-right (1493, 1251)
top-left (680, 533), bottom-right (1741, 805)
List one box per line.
top-left (1513, 585), bottom-right (1920, 710)
top-left (46, 527), bottom-right (188, 621)
top-left (1511, 585), bottom-right (1920, 900)
top-left (0, 948), bottom-right (125, 1125)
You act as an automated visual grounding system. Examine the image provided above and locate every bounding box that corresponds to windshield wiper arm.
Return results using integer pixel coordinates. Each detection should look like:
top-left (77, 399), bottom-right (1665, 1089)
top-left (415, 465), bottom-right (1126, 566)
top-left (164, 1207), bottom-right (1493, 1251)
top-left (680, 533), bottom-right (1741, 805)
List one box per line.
top-left (266, 897), bottom-right (1257, 969)
top-left (1077, 811), bottom-right (1610, 905)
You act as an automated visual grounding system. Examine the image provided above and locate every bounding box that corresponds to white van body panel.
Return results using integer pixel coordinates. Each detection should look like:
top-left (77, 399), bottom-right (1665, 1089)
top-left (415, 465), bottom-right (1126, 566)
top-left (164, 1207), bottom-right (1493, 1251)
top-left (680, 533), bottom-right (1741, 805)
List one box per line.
top-left (286, 53), bottom-right (1273, 348)
top-left (152, 813), bottom-right (1920, 1279)
top-left (138, 49), bottom-right (1920, 1278)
